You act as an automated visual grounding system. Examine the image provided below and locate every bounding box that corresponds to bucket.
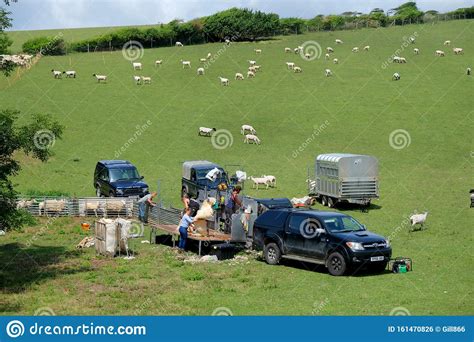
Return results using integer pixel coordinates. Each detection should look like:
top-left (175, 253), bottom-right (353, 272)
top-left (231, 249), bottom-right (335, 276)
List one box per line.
top-left (81, 222), bottom-right (90, 232)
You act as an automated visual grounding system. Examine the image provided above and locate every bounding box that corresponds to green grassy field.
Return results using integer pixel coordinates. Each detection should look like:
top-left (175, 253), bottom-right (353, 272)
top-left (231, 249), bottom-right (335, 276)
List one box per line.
top-left (0, 20), bottom-right (473, 315)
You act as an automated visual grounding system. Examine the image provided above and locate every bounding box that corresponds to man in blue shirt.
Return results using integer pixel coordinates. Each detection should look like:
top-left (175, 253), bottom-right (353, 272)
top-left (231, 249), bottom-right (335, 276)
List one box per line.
top-left (178, 207), bottom-right (196, 251)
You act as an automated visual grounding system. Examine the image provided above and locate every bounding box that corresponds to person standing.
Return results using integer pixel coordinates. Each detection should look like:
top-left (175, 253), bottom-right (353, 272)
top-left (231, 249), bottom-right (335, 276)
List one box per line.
top-left (182, 193), bottom-right (200, 217)
top-left (138, 192), bottom-right (157, 223)
top-left (178, 207), bottom-right (196, 251)
top-left (224, 186), bottom-right (242, 232)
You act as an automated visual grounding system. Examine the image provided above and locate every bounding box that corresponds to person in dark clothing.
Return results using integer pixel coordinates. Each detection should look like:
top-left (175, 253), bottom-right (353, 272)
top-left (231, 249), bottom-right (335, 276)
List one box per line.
top-left (182, 193), bottom-right (200, 217)
top-left (224, 186), bottom-right (242, 232)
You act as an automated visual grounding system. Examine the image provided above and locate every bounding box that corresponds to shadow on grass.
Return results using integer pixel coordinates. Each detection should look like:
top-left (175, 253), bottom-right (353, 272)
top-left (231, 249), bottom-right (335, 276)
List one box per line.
top-left (0, 243), bottom-right (91, 294)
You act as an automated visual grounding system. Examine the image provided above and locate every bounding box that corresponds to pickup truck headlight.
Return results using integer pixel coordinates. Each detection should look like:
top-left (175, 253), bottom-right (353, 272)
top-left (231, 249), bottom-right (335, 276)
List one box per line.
top-left (116, 189), bottom-right (124, 195)
top-left (346, 242), bottom-right (364, 251)
top-left (385, 240), bottom-right (391, 248)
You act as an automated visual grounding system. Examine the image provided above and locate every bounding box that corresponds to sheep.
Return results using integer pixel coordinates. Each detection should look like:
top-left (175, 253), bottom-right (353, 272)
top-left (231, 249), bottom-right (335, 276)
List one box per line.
top-left (325, 53), bottom-right (330, 60)
top-left (254, 48), bottom-right (262, 54)
top-left (393, 56), bottom-right (401, 63)
top-left (444, 40), bottom-right (451, 46)
top-left (219, 76), bottom-right (229, 86)
top-left (155, 59), bottom-right (163, 67)
top-left (16, 199), bottom-right (34, 210)
top-left (247, 70), bottom-right (255, 78)
top-left (105, 199), bottom-right (126, 213)
top-left (63, 70), bottom-right (76, 78)
top-left (235, 72), bottom-right (244, 80)
top-left (435, 50), bottom-right (445, 57)
top-left (181, 60), bottom-right (191, 68)
top-left (285, 47), bottom-right (292, 53)
top-left (409, 212), bottom-right (428, 231)
top-left (248, 66), bottom-right (257, 73)
top-left (51, 69), bottom-right (62, 78)
top-left (392, 72), bottom-right (400, 81)
top-left (325, 68), bottom-right (332, 77)
top-left (249, 176), bottom-right (270, 189)
top-left (409, 37), bottom-right (416, 44)
top-left (262, 175), bottom-right (276, 187)
top-left (199, 58), bottom-right (207, 63)
top-left (241, 124), bottom-right (256, 135)
top-left (175, 41), bottom-right (183, 47)
top-left (363, 45), bottom-right (370, 51)
top-left (335, 39), bottom-right (343, 44)
top-left (225, 39), bottom-right (231, 45)
top-left (248, 60), bottom-right (257, 66)
top-left (286, 62), bottom-right (295, 70)
top-left (197, 67), bottom-right (205, 75)
top-left (85, 201), bottom-right (104, 217)
top-left (38, 199), bottom-right (67, 216)
top-left (352, 47), bottom-right (359, 52)
top-left (399, 57), bottom-right (407, 63)
top-left (244, 134), bottom-right (261, 145)
top-left (206, 52), bottom-right (212, 59)
top-left (93, 74), bottom-right (107, 83)
top-left (253, 65), bottom-right (261, 72)
top-left (304, 53), bottom-right (311, 59)
top-left (141, 76), bottom-right (151, 84)
top-left (413, 48), bottom-right (420, 55)
top-left (133, 75), bottom-right (141, 84)
top-left (198, 127), bottom-right (216, 136)
top-left (293, 66), bottom-right (302, 73)
top-left (453, 48), bottom-right (464, 55)
top-left (195, 197), bottom-right (216, 220)
top-left (467, 67), bottom-right (472, 76)
top-left (294, 47), bottom-right (300, 54)
top-left (132, 62), bottom-right (142, 70)
top-left (333, 58), bottom-right (338, 64)
top-left (326, 47), bottom-right (334, 53)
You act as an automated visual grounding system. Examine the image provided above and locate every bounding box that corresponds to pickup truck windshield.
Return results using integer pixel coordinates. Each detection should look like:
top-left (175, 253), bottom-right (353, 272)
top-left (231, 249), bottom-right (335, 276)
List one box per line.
top-left (110, 168), bottom-right (140, 182)
top-left (323, 216), bottom-right (365, 233)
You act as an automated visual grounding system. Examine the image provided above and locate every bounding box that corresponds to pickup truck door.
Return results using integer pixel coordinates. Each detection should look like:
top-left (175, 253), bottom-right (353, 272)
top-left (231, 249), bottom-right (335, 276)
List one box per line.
top-left (302, 219), bottom-right (327, 260)
top-left (284, 214), bottom-right (308, 255)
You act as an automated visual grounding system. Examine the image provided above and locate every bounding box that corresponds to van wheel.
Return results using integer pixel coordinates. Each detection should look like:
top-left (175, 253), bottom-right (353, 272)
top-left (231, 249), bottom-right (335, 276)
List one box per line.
top-left (264, 243), bottom-right (281, 265)
top-left (327, 252), bottom-right (347, 276)
top-left (328, 197), bottom-right (336, 208)
top-left (321, 196), bottom-right (328, 206)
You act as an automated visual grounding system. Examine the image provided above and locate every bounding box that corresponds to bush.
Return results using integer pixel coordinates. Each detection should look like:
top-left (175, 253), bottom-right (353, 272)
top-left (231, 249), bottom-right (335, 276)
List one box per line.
top-left (22, 36), bottom-right (66, 55)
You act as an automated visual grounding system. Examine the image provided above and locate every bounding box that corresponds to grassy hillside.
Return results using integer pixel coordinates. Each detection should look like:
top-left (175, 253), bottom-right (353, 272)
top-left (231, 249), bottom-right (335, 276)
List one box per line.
top-left (0, 20), bottom-right (472, 315)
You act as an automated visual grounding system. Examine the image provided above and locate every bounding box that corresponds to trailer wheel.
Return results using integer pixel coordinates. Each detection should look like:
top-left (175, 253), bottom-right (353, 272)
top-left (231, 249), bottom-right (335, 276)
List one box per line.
top-left (327, 252), bottom-right (347, 276)
top-left (328, 197), bottom-right (336, 208)
top-left (264, 243), bottom-right (281, 265)
top-left (321, 196), bottom-right (328, 206)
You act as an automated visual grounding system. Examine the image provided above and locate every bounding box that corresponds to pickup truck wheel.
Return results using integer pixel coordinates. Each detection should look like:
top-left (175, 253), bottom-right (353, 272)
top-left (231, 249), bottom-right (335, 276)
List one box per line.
top-left (95, 186), bottom-right (102, 197)
top-left (327, 252), bottom-right (347, 276)
top-left (321, 196), bottom-right (328, 206)
top-left (264, 243), bottom-right (281, 265)
top-left (109, 191), bottom-right (115, 198)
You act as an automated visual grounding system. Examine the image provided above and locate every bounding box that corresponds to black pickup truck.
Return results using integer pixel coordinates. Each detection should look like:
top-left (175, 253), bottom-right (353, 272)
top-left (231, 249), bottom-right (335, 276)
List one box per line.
top-left (253, 208), bottom-right (392, 276)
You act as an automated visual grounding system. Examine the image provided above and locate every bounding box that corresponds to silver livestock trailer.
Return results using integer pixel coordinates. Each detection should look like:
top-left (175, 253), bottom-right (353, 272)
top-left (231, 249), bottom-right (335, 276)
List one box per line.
top-left (308, 153), bottom-right (379, 207)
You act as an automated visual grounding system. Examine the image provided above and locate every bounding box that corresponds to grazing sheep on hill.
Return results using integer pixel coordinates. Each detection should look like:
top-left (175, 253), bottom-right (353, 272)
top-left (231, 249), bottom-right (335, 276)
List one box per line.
top-left (247, 70), bottom-right (255, 78)
top-left (253, 65), bottom-right (261, 72)
top-left (206, 52), bottom-right (212, 59)
top-left (466, 67), bottom-right (471, 76)
top-left (325, 68), bottom-right (332, 77)
top-left (219, 77), bottom-right (229, 86)
top-left (304, 53), bottom-right (311, 59)
top-left (262, 175), bottom-right (276, 187)
top-left (197, 67), bottom-right (205, 75)
top-left (293, 66), bottom-right (302, 73)
top-left (285, 47), bottom-right (292, 53)
top-left (244, 134), bottom-right (261, 145)
top-left (399, 57), bottom-right (407, 63)
top-left (155, 59), bottom-right (162, 66)
top-left (333, 58), bottom-right (338, 64)
top-left (453, 48), bottom-right (463, 55)
top-left (435, 50), bottom-right (445, 57)
top-left (141, 76), bottom-right (151, 84)
top-left (413, 48), bottom-right (420, 55)
top-left (51, 69), bottom-right (62, 78)
top-left (352, 47), bottom-right (359, 52)
top-left (93, 74), bottom-right (107, 83)
top-left (286, 62), bottom-right (295, 70)
top-left (392, 72), bottom-right (400, 81)
top-left (294, 47), bottom-right (300, 54)
top-left (199, 58), bottom-right (207, 63)
top-left (235, 72), bottom-right (244, 80)
top-left (198, 127), bottom-right (216, 136)
top-left (325, 53), bottom-right (330, 60)
top-left (254, 48), bottom-right (262, 54)
top-left (409, 212), bottom-right (428, 230)
top-left (249, 176), bottom-right (270, 189)
top-left (63, 70), bottom-right (76, 78)
top-left (175, 41), bottom-right (183, 47)
top-left (181, 60), bottom-right (191, 68)
top-left (132, 62), bottom-right (142, 70)
top-left (248, 66), bottom-right (257, 73)
top-left (248, 60), bottom-right (256, 66)
top-left (326, 47), bottom-right (334, 53)
top-left (335, 39), bottom-right (343, 44)
top-left (133, 75), bottom-right (141, 84)
top-left (409, 37), bottom-right (415, 44)
top-left (363, 45), bottom-right (370, 51)
top-left (444, 40), bottom-right (451, 46)
top-left (241, 124), bottom-right (256, 135)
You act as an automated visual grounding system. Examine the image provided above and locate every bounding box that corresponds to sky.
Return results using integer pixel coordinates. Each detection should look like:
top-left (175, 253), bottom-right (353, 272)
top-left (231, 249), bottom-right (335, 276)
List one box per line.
top-left (6, 0), bottom-right (474, 31)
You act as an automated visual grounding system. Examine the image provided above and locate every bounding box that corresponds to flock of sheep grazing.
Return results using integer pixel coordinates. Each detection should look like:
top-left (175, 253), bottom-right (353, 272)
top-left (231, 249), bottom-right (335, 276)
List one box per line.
top-left (199, 124), bottom-right (262, 145)
top-left (0, 53), bottom-right (34, 67)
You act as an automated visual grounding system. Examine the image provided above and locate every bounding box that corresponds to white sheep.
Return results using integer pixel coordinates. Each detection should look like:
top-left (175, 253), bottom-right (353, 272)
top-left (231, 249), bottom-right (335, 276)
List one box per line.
top-left (198, 127), bottom-right (216, 136)
top-left (85, 201), bottom-right (103, 217)
top-left (63, 70), bottom-right (76, 78)
top-left (413, 48), bottom-right (420, 55)
top-left (244, 134), bottom-right (261, 145)
top-left (294, 47), bottom-right (300, 54)
top-left (285, 47), bottom-right (292, 53)
top-left (352, 47), bottom-right (359, 52)
top-left (435, 50), bottom-right (445, 57)
top-left (38, 199), bottom-right (67, 216)
top-left (132, 62), bottom-right (142, 70)
top-left (16, 199), bottom-right (34, 210)
top-left (241, 124), bottom-right (256, 135)
top-left (219, 76), bottom-right (229, 86)
top-left (247, 70), bottom-right (255, 78)
top-left (363, 45), bottom-right (370, 51)
top-left (392, 72), bottom-right (400, 81)
top-left (304, 53), bottom-right (311, 59)
top-left (51, 69), bottom-right (62, 78)
top-left (155, 59), bottom-right (163, 66)
top-left (399, 57), bottom-right (407, 63)
top-left (224, 39), bottom-right (231, 45)
top-left (325, 68), bottom-right (332, 77)
top-left (286, 62), bottom-right (295, 70)
top-left (249, 176), bottom-right (270, 189)
top-left (262, 175), bottom-right (276, 187)
top-left (141, 76), bottom-right (151, 84)
top-left (175, 41), bottom-right (183, 47)
top-left (253, 65), bottom-right (261, 72)
top-left (254, 48), bottom-right (262, 54)
top-left (326, 47), bottom-right (334, 53)
top-left (293, 66), bottom-right (302, 73)
top-left (206, 52), bottom-right (212, 59)
top-left (181, 60), bottom-right (191, 68)
top-left (248, 60), bottom-right (257, 66)
top-left (235, 72), bottom-right (244, 80)
top-left (444, 40), bottom-right (451, 46)
top-left (325, 53), bottom-right (330, 60)
top-left (197, 67), bottom-right (205, 75)
top-left (453, 48), bottom-right (463, 55)
top-left (333, 58), bottom-right (338, 64)
top-left (335, 39), bottom-right (343, 44)
top-left (248, 66), bottom-right (257, 73)
top-left (199, 58), bottom-right (207, 63)
top-left (409, 37), bottom-right (416, 44)
top-left (93, 74), bottom-right (107, 83)
top-left (409, 212), bottom-right (428, 230)
top-left (133, 75), bottom-right (141, 84)
top-left (393, 56), bottom-right (401, 63)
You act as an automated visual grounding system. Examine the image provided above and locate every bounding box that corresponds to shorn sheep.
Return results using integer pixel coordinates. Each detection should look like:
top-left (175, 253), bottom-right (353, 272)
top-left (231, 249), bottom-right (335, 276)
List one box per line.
top-left (444, 40), bottom-right (451, 46)
top-left (286, 62), bottom-right (295, 70)
top-left (326, 47), bottom-right (334, 53)
top-left (325, 68), bottom-right (332, 77)
top-left (248, 60), bottom-right (257, 66)
top-left (249, 176), bottom-right (270, 189)
top-left (247, 70), bottom-right (255, 78)
top-left (293, 66), bottom-right (302, 73)
top-left (241, 124), bottom-right (256, 135)
top-left (262, 175), bottom-right (276, 187)
top-left (155, 59), bottom-right (162, 67)
top-left (453, 48), bottom-right (463, 55)
top-left (51, 69), bottom-right (62, 78)
top-left (235, 72), bottom-right (244, 80)
top-left (198, 127), bottom-right (216, 136)
top-left (93, 74), bottom-right (107, 83)
top-left (175, 41), bottom-right (183, 47)
top-left (413, 48), bottom-right (420, 55)
top-left (133, 75), bottom-right (141, 84)
top-left (335, 39), bottom-right (343, 44)
top-left (38, 199), bottom-right (67, 216)
top-left (285, 47), bottom-right (292, 53)
top-left (219, 77), bottom-right (229, 86)
top-left (333, 58), bottom-right (338, 64)
top-left (141, 76), bottom-right (151, 84)
top-left (363, 45), bottom-right (370, 51)
top-left (244, 134), bottom-right (261, 145)
top-left (352, 47), bottom-right (359, 52)
top-left (199, 58), bottom-right (207, 63)
top-left (197, 67), bottom-right (205, 75)
top-left (254, 49), bottom-right (262, 54)
top-left (392, 72), bottom-right (400, 81)
top-left (325, 53), bottom-right (330, 60)
top-left (409, 211), bottom-right (428, 231)
top-left (63, 70), bottom-right (76, 78)
top-left (132, 62), bottom-right (142, 70)
top-left (181, 60), bottom-right (191, 68)
top-left (435, 50), bottom-right (445, 57)
top-left (16, 199), bottom-right (34, 209)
